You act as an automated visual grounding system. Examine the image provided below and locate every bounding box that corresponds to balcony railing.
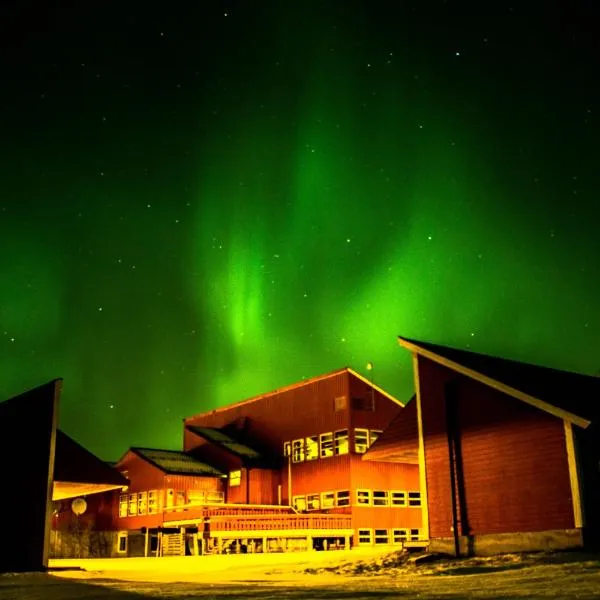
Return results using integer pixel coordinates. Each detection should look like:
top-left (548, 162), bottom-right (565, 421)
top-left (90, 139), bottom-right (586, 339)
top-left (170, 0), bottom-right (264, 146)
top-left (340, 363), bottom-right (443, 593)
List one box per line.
top-left (208, 514), bottom-right (352, 532)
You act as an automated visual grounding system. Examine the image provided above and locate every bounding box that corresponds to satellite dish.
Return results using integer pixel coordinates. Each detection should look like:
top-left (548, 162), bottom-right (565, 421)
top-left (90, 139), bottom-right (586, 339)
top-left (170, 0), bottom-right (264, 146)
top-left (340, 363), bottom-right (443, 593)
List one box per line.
top-left (71, 497), bottom-right (87, 516)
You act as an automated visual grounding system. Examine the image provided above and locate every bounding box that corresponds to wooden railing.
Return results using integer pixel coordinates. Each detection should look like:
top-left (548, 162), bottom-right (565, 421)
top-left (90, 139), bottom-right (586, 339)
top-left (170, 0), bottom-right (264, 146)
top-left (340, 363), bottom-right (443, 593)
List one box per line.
top-left (208, 514), bottom-right (352, 532)
top-left (163, 502), bottom-right (298, 522)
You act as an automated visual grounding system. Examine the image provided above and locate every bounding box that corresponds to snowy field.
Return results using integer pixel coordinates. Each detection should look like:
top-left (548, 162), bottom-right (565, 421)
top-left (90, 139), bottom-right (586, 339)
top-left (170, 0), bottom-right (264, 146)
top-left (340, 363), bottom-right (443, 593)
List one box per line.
top-left (2, 549), bottom-right (600, 599)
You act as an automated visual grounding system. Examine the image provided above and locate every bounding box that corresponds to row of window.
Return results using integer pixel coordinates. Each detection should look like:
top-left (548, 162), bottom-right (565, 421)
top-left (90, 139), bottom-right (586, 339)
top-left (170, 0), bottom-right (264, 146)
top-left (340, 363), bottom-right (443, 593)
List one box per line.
top-left (283, 428), bottom-right (383, 463)
top-left (357, 528), bottom-right (422, 545)
top-left (119, 489), bottom-right (226, 517)
top-left (292, 489), bottom-right (421, 511)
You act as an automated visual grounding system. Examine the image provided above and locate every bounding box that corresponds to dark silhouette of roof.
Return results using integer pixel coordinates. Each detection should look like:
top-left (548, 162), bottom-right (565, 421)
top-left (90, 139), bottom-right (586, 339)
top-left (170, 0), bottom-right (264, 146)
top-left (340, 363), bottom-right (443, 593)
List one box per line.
top-left (186, 425), bottom-right (262, 461)
top-left (399, 336), bottom-right (600, 427)
top-left (130, 447), bottom-right (226, 477)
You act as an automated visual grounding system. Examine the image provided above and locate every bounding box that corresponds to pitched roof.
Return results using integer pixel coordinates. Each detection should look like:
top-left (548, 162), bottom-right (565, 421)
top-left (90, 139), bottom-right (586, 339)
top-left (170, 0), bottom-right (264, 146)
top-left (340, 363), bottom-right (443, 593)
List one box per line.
top-left (362, 396), bottom-right (419, 463)
top-left (184, 367), bottom-right (403, 422)
top-left (130, 448), bottom-right (226, 477)
top-left (398, 336), bottom-right (600, 428)
top-left (186, 426), bottom-right (262, 461)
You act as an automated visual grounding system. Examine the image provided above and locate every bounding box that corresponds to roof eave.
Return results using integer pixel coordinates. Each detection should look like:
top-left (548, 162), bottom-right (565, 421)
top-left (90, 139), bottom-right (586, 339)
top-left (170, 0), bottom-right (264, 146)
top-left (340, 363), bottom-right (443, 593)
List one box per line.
top-left (398, 336), bottom-right (592, 429)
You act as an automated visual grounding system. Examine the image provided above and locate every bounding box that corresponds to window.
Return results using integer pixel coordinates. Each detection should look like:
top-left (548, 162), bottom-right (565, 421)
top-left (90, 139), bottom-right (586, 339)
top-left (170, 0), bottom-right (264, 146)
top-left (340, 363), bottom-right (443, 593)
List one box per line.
top-left (320, 432), bottom-right (334, 458)
top-left (352, 396), bottom-right (375, 411)
top-left (334, 396), bottom-right (347, 411)
top-left (117, 532), bottom-right (128, 554)
top-left (229, 470), bottom-right (242, 487)
top-left (283, 441), bottom-right (291, 457)
top-left (165, 489), bottom-right (174, 508)
top-left (321, 492), bottom-right (335, 509)
top-left (334, 429), bottom-right (349, 455)
top-left (372, 491), bottom-right (389, 506)
top-left (147, 490), bottom-right (158, 514)
top-left (358, 529), bottom-right (372, 544)
top-left (305, 436), bottom-right (318, 460)
top-left (392, 529), bottom-right (408, 544)
top-left (336, 490), bottom-right (350, 507)
top-left (119, 495), bottom-right (128, 518)
top-left (206, 490), bottom-right (225, 503)
top-left (409, 529), bottom-right (421, 541)
top-left (391, 491), bottom-right (407, 507)
top-left (374, 529), bottom-right (389, 544)
top-left (292, 439), bottom-right (305, 463)
top-left (354, 429), bottom-right (369, 453)
top-left (137, 491), bottom-right (147, 515)
top-left (293, 496), bottom-right (306, 512)
top-left (356, 490), bottom-right (371, 505)
top-left (408, 491), bottom-right (422, 507)
top-left (128, 493), bottom-right (137, 516)
top-left (370, 430), bottom-right (383, 446)
top-left (307, 494), bottom-right (320, 510)
top-left (175, 491), bottom-right (186, 506)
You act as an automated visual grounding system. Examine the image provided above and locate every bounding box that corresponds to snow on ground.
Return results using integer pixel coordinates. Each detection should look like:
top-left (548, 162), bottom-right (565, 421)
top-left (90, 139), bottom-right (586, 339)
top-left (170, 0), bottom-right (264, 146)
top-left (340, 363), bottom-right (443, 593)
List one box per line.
top-left (2, 549), bottom-right (600, 599)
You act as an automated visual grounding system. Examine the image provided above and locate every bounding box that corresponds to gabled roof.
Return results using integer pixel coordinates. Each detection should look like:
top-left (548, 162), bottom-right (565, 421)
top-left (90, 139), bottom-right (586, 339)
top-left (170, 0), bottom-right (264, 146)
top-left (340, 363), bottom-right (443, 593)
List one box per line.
top-left (129, 447), bottom-right (226, 477)
top-left (185, 367), bottom-right (403, 422)
top-left (186, 426), bottom-right (262, 461)
top-left (362, 396), bottom-right (419, 463)
top-left (399, 336), bottom-right (600, 429)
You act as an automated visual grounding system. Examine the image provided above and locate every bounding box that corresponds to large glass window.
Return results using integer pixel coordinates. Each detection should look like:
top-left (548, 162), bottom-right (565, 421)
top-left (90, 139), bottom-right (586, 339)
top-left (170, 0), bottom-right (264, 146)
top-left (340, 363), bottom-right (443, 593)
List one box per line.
top-left (334, 429), bottom-right (349, 455)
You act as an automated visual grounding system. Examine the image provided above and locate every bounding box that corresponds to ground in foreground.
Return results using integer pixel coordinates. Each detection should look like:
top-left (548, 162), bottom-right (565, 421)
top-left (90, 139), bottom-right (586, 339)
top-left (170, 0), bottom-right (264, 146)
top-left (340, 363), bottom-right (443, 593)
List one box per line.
top-left (1, 549), bottom-right (600, 599)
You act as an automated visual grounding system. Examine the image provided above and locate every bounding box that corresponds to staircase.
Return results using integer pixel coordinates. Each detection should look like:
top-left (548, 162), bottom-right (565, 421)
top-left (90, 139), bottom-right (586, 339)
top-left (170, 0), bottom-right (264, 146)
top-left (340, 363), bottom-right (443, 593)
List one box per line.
top-left (161, 533), bottom-right (184, 556)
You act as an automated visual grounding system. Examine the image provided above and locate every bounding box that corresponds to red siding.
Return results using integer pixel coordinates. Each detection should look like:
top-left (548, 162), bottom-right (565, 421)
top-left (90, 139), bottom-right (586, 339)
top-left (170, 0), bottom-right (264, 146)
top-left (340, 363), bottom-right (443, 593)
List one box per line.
top-left (249, 468), bottom-right (280, 504)
top-left (348, 377), bottom-right (402, 432)
top-left (184, 371), bottom-right (351, 453)
top-left (352, 506), bottom-right (422, 530)
top-left (418, 356), bottom-right (574, 539)
top-left (283, 455), bottom-right (352, 497)
top-left (52, 490), bottom-right (117, 532)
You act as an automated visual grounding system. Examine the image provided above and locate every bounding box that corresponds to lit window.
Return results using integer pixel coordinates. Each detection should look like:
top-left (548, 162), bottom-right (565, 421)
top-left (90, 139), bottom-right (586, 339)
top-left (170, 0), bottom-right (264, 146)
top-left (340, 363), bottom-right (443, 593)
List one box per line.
top-left (391, 491), bottom-right (407, 506)
top-left (372, 491), bottom-right (389, 506)
top-left (293, 496), bottom-right (306, 512)
top-left (117, 532), bottom-right (128, 553)
top-left (175, 491), bottom-right (185, 506)
top-left (283, 441), bottom-right (291, 457)
top-left (408, 491), bottom-right (421, 507)
top-left (358, 529), bottom-right (372, 544)
top-left (119, 495), bottom-right (128, 518)
top-left (321, 492), bottom-right (335, 509)
top-left (229, 470), bottom-right (242, 487)
top-left (292, 439), bottom-right (305, 462)
top-left (307, 494), bottom-right (320, 510)
top-left (369, 430), bottom-right (382, 446)
top-left (354, 429), bottom-right (369, 453)
top-left (128, 493), bottom-right (137, 516)
top-left (334, 429), bottom-right (349, 455)
top-left (320, 432), bottom-right (334, 458)
top-left (147, 490), bottom-right (158, 514)
top-left (137, 491), bottom-right (147, 515)
top-left (374, 529), bottom-right (389, 544)
top-left (356, 490), bottom-right (371, 505)
top-left (206, 490), bottom-right (225, 503)
top-left (305, 436), bottom-right (318, 460)
top-left (165, 489), bottom-right (174, 508)
top-left (336, 490), bottom-right (350, 507)
top-left (187, 490), bottom-right (204, 505)
top-left (392, 529), bottom-right (408, 544)
top-left (334, 396), bottom-right (347, 411)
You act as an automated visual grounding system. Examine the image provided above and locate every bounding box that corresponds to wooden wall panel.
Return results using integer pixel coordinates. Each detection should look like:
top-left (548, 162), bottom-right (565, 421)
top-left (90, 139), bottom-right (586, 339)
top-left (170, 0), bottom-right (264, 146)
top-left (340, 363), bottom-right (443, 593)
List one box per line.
top-left (351, 506), bottom-right (422, 530)
top-left (281, 455), bottom-right (352, 498)
top-left (116, 451), bottom-right (165, 493)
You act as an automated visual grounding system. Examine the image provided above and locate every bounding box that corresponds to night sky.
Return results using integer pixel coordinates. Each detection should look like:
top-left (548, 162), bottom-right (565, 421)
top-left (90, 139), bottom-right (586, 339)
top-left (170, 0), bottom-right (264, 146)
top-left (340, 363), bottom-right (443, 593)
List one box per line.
top-left (1, 1), bottom-right (598, 460)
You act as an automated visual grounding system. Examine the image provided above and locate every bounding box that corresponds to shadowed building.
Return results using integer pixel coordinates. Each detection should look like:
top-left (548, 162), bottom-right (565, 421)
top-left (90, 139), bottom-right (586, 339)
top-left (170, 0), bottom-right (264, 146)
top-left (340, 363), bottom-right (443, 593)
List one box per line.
top-left (397, 336), bottom-right (600, 556)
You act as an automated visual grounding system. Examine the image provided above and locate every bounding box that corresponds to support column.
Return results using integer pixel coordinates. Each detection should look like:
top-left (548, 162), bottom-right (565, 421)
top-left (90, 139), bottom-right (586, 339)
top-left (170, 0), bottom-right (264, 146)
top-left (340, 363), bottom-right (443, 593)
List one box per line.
top-left (413, 354), bottom-right (430, 540)
top-left (564, 420), bottom-right (585, 528)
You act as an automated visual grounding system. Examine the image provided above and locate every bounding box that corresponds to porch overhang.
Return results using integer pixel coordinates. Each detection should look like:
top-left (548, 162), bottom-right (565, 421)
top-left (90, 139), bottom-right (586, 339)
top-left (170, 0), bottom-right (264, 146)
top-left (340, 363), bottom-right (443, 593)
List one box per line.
top-left (52, 480), bottom-right (127, 501)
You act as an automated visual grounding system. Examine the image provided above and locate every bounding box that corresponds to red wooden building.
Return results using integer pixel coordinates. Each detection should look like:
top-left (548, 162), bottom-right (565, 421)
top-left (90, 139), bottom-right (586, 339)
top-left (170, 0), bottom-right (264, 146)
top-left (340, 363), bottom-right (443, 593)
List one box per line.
top-left (112, 368), bottom-right (424, 555)
top-left (396, 336), bottom-right (600, 556)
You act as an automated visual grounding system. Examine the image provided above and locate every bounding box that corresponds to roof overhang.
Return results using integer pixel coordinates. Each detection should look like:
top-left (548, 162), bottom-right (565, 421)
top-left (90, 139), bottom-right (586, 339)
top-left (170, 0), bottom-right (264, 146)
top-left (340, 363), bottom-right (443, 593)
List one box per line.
top-left (52, 481), bottom-right (127, 501)
top-left (362, 448), bottom-right (419, 463)
top-left (398, 337), bottom-right (591, 429)
top-left (347, 368), bottom-right (405, 407)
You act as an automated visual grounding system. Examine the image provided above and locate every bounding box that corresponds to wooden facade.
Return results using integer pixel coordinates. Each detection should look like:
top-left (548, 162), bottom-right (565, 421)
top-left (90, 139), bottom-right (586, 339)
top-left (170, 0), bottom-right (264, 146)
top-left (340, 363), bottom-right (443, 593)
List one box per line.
top-left (398, 336), bottom-right (600, 556)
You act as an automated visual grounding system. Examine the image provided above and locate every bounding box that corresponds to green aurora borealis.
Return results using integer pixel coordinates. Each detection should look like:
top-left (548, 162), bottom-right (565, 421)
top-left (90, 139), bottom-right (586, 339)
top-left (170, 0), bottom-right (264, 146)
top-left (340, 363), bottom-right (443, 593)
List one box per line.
top-left (1, 2), bottom-right (599, 459)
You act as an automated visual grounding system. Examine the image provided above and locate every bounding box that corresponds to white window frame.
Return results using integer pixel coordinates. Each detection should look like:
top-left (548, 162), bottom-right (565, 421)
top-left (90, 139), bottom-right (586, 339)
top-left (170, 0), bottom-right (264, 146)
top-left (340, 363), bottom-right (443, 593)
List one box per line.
top-left (321, 491), bottom-right (335, 509)
top-left (147, 490), bottom-right (158, 514)
top-left (372, 490), bottom-right (389, 506)
top-left (137, 491), bottom-right (147, 515)
top-left (206, 490), bottom-right (225, 503)
top-left (229, 470), bottom-right (242, 487)
top-left (305, 435), bottom-right (318, 460)
top-left (374, 529), bottom-right (390, 544)
top-left (408, 491), bottom-right (422, 507)
top-left (336, 490), bottom-right (350, 507)
top-left (369, 429), bottom-right (383, 447)
top-left (409, 528), bottom-right (421, 541)
top-left (293, 495), bottom-right (306, 512)
top-left (391, 490), bottom-right (407, 507)
top-left (119, 494), bottom-right (128, 518)
top-left (292, 439), bottom-right (305, 463)
top-left (334, 429), bottom-right (349, 455)
top-left (357, 528), bottom-right (373, 545)
top-left (283, 441), bottom-right (291, 457)
top-left (356, 489), bottom-right (371, 505)
top-left (117, 532), bottom-right (128, 554)
top-left (306, 493), bottom-right (321, 510)
top-left (392, 528), bottom-right (408, 544)
top-left (320, 432), bottom-right (334, 458)
top-left (354, 428), bottom-right (369, 453)
top-left (128, 493), bottom-right (137, 516)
